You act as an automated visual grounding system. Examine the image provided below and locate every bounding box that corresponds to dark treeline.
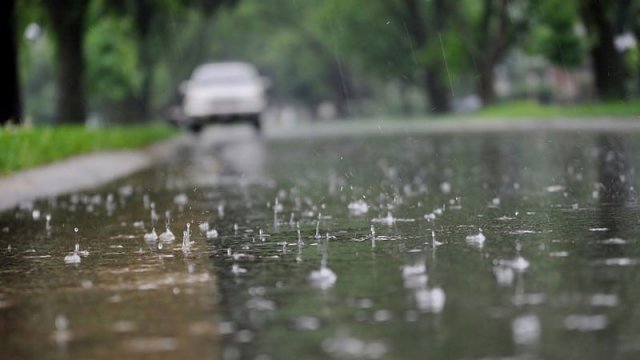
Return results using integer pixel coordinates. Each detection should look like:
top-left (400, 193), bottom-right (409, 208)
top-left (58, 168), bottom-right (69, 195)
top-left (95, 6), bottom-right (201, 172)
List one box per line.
top-left (2, 0), bottom-right (639, 125)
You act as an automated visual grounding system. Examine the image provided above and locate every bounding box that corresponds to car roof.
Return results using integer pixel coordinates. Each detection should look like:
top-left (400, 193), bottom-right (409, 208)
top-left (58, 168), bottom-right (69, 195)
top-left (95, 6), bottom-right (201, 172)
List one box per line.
top-left (192, 62), bottom-right (258, 79)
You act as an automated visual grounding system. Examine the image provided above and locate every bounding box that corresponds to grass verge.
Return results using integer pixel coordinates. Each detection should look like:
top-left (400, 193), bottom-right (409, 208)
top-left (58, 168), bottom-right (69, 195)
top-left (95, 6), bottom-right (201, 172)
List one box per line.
top-left (0, 125), bottom-right (177, 174)
top-left (472, 100), bottom-right (640, 119)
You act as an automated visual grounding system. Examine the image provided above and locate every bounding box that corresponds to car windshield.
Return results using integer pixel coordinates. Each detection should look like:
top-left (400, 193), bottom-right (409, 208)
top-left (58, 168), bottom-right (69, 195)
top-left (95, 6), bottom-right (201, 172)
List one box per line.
top-left (191, 64), bottom-right (256, 85)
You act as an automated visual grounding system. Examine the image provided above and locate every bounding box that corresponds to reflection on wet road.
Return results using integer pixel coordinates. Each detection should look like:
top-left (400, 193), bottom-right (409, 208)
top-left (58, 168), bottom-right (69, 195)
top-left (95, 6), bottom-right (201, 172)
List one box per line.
top-left (3, 125), bottom-right (640, 359)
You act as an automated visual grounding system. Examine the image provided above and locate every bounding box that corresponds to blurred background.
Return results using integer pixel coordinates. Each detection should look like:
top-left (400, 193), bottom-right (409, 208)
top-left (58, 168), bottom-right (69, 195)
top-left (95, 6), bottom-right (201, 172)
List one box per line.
top-left (2, 0), bottom-right (639, 126)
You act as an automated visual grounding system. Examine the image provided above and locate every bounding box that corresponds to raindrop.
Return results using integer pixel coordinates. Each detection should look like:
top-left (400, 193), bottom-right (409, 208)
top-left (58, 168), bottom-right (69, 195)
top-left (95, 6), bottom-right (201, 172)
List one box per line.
top-left (174, 193), bottom-right (188, 207)
top-left (431, 230), bottom-right (443, 247)
top-left (45, 214), bottom-right (52, 234)
top-left (512, 315), bottom-right (540, 345)
top-left (370, 225), bottom-right (376, 249)
top-left (206, 229), bottom-right (219, 239)
top-left (182, 223), bottom-right (192, 253)
top-left (348, 200), bottom-right (369, 215)
top-left (308, 267), bottom-right (337, 290)
top-left (198, 222), bottom-right (210, 232)
top-left (465, 229), bottom-right (486, 247)
top-left (315, 213), bottom-right (322, 239)
top-left (159, 223), bottom-right (176, 243)
top-left (53, 314), bottom-right (72, 344)
top-left (144, 228), bottom-right (158, 242)
top-left (415, 287), bottom-right (446, 313)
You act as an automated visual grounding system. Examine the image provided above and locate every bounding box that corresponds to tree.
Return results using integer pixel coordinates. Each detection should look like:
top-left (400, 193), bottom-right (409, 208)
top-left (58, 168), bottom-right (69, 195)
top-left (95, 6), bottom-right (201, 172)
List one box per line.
top-left (451, 0), bottom-right (534, 106)
top-left (104, 0), bottom-right (236, 121)
top-left (579, 0), bottom-right (627, 100)
top-left (43, 0), bottom-right (89, 124)
top-left (1, 0), bottom-right (22, 125)
top-left (327, 0), bottom-right (455, 114)
top-left (215, 0), bottom-right (359, 117)
top-left (535, 0), bottom-right (584, 68)
top-left (398, 0), bottom-right (452, 113)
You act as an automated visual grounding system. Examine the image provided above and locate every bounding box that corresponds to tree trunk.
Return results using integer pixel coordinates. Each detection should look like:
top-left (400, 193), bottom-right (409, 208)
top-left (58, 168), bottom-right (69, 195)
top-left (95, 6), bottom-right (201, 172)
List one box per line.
top-left (425, 67), bottom-right (451, 113)
top-left (46, 0), bottom-right (88, 124)
top-left (134, 0), bottom-right (153, 122)
top-left (477, 64), bottom-right (496, 106)
top-left (579, 0), bottom-right (627, 100)
top-left (329, 61), bottom-right (352, 118)
top-left (399, 81), bottom-right (413, 115)
top-left (0, 0), bottom-right (22, 125)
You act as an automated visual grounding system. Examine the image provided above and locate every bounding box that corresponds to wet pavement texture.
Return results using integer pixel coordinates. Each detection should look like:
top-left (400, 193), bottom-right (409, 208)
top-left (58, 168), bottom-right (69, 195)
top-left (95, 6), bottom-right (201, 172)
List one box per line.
top-left (2, 126), bottom-right (640, 359)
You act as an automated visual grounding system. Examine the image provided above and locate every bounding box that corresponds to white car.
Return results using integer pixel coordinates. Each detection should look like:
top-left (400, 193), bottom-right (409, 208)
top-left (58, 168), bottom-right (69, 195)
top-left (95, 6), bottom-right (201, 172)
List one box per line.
top-left (180, 62), bottom-right (268, 133)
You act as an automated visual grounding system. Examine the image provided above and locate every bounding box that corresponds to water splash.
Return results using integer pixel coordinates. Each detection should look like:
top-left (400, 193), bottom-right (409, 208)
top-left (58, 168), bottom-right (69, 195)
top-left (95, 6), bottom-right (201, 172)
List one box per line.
top-left (370, 225), bottom-right (376, 249)
top-left (198, 222), bottom-right (210, 232)
top-left (465, 228), bottom-right (486, 247)
top-left (174, 193), bottom-right (188, 207)
top-left (182, 223), bottom-right (192, 253)
top-left (512, 315), bottom-right (540, 345)
top-left (372, 212), bottom-right (415, 226)
top-left (315, 212), bottom-right (322, 239)
top-left (45, 214), bottom-right (52, 235)
top-left (53, 314), bottom-right (72, 345)
top-left (159, 211), bottom-right (176, 243)
top-left (308, 233), bottom-right (337, 289)
top-left (144, 228), bottom-right (158, 242)
top-left (64, 229), bottom-right (83, 264)
top-left (414, 287), bottom-right (446, 313)
top-left (348, 200), bottom-right (369, 215)
top-left (63, 250), bottom-right (81, 264)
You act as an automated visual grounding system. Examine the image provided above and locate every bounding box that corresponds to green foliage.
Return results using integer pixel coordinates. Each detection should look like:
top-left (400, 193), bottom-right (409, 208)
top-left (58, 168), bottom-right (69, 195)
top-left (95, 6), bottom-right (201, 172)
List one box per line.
top-left (473, 99), bottom-right (640, 118)
top-left (0, 125), bottom-right (176, 174)
top-left (15, 0), bottom-right (639, 123)
top-left (533, 0), bottom-right (584, 67)
top-left (85, 16), bottom-right (142, 103)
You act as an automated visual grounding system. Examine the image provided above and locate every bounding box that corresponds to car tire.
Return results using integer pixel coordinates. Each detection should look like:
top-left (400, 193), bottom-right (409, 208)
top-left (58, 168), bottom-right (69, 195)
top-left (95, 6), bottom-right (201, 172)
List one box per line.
top-left (249, 114), bottom-right (262, 134)
top-left (189, 123), bottom-right (204, 134)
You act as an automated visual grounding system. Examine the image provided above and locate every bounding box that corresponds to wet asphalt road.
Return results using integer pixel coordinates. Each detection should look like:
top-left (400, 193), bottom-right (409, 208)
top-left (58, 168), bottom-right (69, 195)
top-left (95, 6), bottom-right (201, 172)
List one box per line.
top-left (3, 123), bottom-right (640, 359)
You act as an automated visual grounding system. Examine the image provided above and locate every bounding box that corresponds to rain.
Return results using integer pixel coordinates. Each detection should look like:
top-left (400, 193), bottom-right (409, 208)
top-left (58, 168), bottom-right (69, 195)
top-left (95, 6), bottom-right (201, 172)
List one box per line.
top-left (2, 0), bottom-right (640, 359)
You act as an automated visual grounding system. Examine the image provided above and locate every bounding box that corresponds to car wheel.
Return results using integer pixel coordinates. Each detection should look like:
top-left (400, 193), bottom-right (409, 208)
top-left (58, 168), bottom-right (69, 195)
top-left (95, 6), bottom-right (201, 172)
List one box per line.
top-left (189, 123), bottom-right (204, 134)
top-left (249, 114), bottom-right (261, 134)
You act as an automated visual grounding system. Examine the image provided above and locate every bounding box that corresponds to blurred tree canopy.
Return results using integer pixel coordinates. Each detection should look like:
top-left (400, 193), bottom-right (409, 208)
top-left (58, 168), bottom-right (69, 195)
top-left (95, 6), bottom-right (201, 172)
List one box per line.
top-left (6, 0), bottom-right (639, 125)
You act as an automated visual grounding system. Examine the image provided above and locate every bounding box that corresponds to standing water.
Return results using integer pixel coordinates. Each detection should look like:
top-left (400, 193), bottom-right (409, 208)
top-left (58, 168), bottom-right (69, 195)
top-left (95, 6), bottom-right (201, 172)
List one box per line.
top-left (2, 130), bottom-right (640, 359)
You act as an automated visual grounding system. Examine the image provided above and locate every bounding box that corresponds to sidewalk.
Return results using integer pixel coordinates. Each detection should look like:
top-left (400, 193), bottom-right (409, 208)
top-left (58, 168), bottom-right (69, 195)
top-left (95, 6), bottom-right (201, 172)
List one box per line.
top-left (0, 135), bottom-right (187, 211)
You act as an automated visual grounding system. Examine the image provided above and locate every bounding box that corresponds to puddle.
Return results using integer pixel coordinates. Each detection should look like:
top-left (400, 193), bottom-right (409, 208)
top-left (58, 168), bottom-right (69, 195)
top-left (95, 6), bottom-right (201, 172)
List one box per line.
top-left (2, 131), bottom-right (640, 359)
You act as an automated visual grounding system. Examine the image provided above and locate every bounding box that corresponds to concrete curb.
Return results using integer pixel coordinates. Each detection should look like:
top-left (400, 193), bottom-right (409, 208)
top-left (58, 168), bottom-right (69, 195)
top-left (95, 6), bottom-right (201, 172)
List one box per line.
top-left (0, 135), bottom-right (188, 212)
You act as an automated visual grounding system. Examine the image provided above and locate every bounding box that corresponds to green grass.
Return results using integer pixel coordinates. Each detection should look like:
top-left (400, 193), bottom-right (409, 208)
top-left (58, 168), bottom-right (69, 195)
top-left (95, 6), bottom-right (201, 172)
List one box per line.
top-left (473, 100), bottom-right (640, 118)
top-left (0, 125), bottom-right (177, 174)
